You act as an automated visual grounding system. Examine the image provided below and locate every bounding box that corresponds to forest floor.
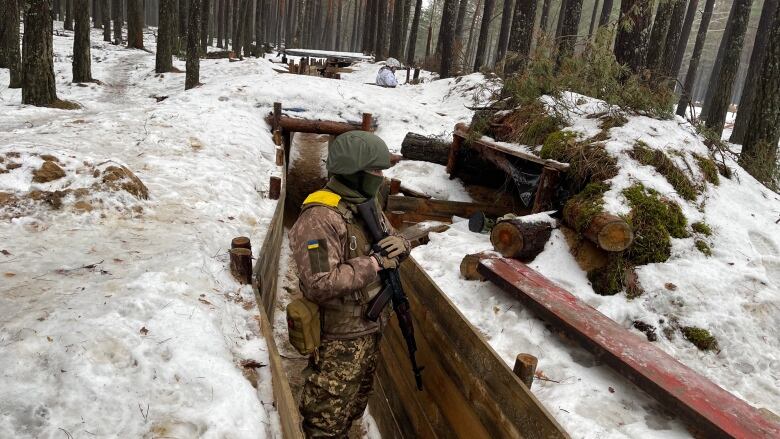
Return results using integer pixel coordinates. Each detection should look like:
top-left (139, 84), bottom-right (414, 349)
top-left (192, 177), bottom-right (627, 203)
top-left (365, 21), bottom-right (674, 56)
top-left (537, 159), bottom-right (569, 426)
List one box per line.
top-left (2, 21), bottom-right (779, 439)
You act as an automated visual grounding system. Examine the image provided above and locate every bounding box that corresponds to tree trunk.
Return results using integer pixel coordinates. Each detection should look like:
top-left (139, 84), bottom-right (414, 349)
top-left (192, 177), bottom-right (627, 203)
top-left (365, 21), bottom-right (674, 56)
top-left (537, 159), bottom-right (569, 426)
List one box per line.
top-left (127, 0), bottom-right (144, 48)
top-left (495, 0), bottom-right (513, 63)
top-left (186, 0), bottom-right (201, 89)
top-left (439, 0), bottom-right (459, 77)
top-left (506, 0), bottom-right (538, 72)
top-left (645, 0), bottom-right (676, 73)
top-left (614, 0), bottom-right (653, 73)
top-left (112, 0), bottom-right (121, 43)
top-left (460, 251), bottom-right (497, 281)
top-left (73, 0), bottom-right (93, 82)
top-left (334, 0), bottom-right (342, 50)
top-left (102, 0), bottom-right (111, 41)
top-left (64, 0), bottom-right (74, 30)
top-left (473, 0), bottom-right (495, 71)
top-left (254, 0), bottom-right (263, 54)
top-left (739, 1), bottom-right (780, 187)
top-left (22, 0), bottom-right (58, 106)
top-left (231, 0), bottom-right (240, 53)
top-left (539, 0), bottom-right (551, 31)
top-left (217, 0), bottom-right (224, 47)
top-left (659, 0), bottom-right (687, 79)
top-left (598, 0), bottom-right (612, 27)
top-left (588, 0), bottom-right (600, 37)
top-left (405, 0), bottom-right (422, 62)
top-left (731, 0), bottom-right (779, 144)
top-left (670, 0), bottom-right (697, 79)
top-left (375, 0), bottom-right (387, 58)
top-left (490, 219), bottom-right (553, 261)
top-left (94, 0), bottom-right (103, 28)
top-left (454, 0), bottom-right (468, 47)
top-left (225, 0), bottom-right (232, 48)
top-left (562, 207), bottom-right (633, 252)
top-left (2, 0), bottom-right (23, 89)
top-left (557, 0), bottom-right (582, 59)
top-left (676, 0), bottom-right (713, 117)
top-left (200, 0), bottom-right (210, 54)
top-left (389, 0), bottom-right (405, 57)
top-left (401, 132), bottom-right (451, 164)
top-left (156, 0), bottom-right (174, 72)
top-left (703, 0), bottom-right (754, 136)
top-left (241, 0), bottom-right (251, 56)
top-left (465, 0), bottom-right (482, 70)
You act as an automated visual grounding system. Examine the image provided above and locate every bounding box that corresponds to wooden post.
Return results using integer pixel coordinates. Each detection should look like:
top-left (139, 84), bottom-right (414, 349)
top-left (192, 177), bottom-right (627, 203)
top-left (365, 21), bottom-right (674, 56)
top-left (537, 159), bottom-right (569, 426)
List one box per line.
top-left (389, 178), bottom-right (402, 195)
top-left (413, 67), bottom-right (420, 81)
top-left (406, 68), bottom-right (411, 84)
top-left (362, 113), bottom-right (373, 131)
top-left (272, 102), bottom-right (282, 131)
top-left (532, 166), bottom-right (561, 214)
top-left (513, 354), bottom-right (538, 389)
top-left (269, 176), bottom-right (282, 200)
top-left (446, 133), bottom-right (463, 177)
top-left (229, 247), bottom-right (253, 284)
top-left (275, 147), bottom-right (285, 166)
top-left (231, 236), bottom-right (252, 251)
top-left (490, 219), bottom-right (553, 261)
top-left (460, 251), bottom-right (498, 281)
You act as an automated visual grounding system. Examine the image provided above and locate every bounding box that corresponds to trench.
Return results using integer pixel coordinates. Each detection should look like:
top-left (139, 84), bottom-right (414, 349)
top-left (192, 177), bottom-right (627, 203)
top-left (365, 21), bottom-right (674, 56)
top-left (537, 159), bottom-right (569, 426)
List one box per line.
top-left (253, 127), bottom-right (568, 439)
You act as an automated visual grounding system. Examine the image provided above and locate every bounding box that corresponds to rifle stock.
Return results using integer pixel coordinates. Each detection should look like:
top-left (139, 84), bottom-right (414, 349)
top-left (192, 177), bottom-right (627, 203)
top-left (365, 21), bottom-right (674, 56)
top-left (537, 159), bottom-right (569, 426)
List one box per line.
top-left (357, 199), bottom-right (424, 390)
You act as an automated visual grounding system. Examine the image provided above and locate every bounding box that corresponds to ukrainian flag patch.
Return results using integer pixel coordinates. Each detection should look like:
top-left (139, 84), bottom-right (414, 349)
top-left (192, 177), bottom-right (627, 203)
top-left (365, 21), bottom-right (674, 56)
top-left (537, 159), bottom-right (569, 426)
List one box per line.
top-left (307, 239), bottom-right (329, 274)
top-left (307, 240), bottom-right (319, 250)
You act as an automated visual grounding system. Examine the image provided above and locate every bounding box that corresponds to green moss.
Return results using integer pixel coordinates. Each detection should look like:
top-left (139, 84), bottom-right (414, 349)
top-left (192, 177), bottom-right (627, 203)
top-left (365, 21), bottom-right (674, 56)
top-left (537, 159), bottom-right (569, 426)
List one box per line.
top-left (692, 221), bottom-right (712, 236)
top-left (541, 131), bottom-right (618, 192)
top-left (519, 114), bottom-right (563, 145)
top-left (599, 114), bottom-right (628, 130)
top-left (682, 326), bottom-right (719, 351)
top-left (540, 131), bottom-right (578, 159)
top-left (695, 239), bottom-right (712, 256)
top-left (693, 153), bottom-right (720, 185)
top-left (563, 182), bottom-right (609, 233)
top-left (629, 142), bottom-right (698, 201)
top-left (622, 184), bottom-right (689, 265)
top-left (48, 99), bottom-right (82, 110)
top-left (588, 255), bottom-right (629, 296)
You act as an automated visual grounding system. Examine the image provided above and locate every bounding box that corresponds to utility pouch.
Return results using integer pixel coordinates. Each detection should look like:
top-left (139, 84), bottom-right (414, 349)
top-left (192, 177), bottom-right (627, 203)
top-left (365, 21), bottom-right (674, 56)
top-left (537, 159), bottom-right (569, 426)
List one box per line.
top-left (286, 298), bottom-right (321, 355)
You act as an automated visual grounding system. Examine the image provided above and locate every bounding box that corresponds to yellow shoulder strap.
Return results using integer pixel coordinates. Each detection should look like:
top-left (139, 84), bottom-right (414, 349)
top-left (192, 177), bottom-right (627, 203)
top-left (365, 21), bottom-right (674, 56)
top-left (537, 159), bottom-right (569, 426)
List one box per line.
top-left (303, 190), bottom-right (341, 207)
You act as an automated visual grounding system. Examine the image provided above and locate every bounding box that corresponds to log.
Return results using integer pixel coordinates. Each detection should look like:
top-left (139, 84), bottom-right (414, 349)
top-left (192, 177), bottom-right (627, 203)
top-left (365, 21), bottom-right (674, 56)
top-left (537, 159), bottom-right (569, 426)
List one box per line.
top-left (400, 132), bottom-right (452, 165)
top-left (387, 195), bottom-right (516, 221)
top-left (399, 185), bottom-right (432, 199)
top-left (560, 226), bottom-right (609, 272)
top-left (453, 123), bottom-right (569, 171)
top-left (563, 202), bottom-right (633, 252)
top-left (269, 176), bottom-right (282, 200)
top-left (532, 166), bottom-right (561, 213)
top-left (400, 221), bottom-right (450, 248)
top-left (513, 354), bottom-right (538, 389)
top-left (229, 247), bottom-right (253, 284)
top-left (231, 236), bottom-right (251, 251)
top-left (362, 113), bottom-right (373, 131)
top-left (389, 178), bottom-right (402, 195)
top-left (264, 115), bottom-right (367, 135)
top-left (460, 251), bottom-right (499, 281)
top-left (490, 219), bottom-right (553, 261)
top-left (275, 147), bottom-right (284, 166)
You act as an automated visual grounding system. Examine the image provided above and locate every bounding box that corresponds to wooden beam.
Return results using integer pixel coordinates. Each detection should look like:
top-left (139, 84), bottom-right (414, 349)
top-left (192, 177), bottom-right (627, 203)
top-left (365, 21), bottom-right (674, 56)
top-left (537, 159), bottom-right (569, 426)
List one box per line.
top-left (264, 114), bottom-right (369, 135)
top-left (478, 258), bottom-right (780, 439)
top-left (387, 195), bottom-right (517, 221)
top-left (453, 123), bottom-right (569, 171)
top-left (399, 221), bottom-right (450, 248)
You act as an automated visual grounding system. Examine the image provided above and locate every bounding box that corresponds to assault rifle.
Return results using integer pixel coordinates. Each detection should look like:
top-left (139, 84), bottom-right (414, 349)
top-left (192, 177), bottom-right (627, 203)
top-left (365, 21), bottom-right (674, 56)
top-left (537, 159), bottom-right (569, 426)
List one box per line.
top-left (357, 199), bottom-right (424, 391)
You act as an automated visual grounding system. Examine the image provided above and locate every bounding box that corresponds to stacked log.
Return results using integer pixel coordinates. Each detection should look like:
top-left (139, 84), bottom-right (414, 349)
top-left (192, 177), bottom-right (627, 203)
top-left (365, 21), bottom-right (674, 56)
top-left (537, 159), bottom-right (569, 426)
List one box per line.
top-left (562, 201), bottom-right (633, 252)
top-left (490, 219), bottom-right (553, 261)
top-left (400, 132), bottom-right (451, 165)
top-left (460, 251), bottom-right (500, 281)
top-left (230, 236), bottom-right (253, 284)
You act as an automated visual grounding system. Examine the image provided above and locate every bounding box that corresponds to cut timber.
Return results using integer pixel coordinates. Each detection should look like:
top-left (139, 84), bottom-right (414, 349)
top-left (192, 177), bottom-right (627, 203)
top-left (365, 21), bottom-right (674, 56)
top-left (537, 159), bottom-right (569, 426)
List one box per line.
top-left (401, 132), bottom-right (452, 165)
top-left (478, 258), bottom-right (780, 439)
top-left (453, 123), bottom-right (569, 172)
top-left (400, 221), bottom-right (450, 248)
top-left (399, 185), bottom-right (431, 199)
top-left (532, 166), bottom-right (561, 213)
top-left (490, 219), bottom-right (553, 261)
top-left (264, 115), bottom-right (371, 135)
top-left (269, 176), bottom-right (282, 200)
top-left (560, 226), bottom-right (609, 272)
top-left (387, 195), bottom-right (516, 223)
top-left (362, 113), bottom-right (373, 131)
top-left (231, 236), bottom-right (251, 251)
top-left (563, 201), bottom-right (633, 252)
top-left (513, 354), bottom-right (538, 389)
top-left (229, 248), bottom-right (253, 284)
top-left (460, 251), bottom-right (500, 281)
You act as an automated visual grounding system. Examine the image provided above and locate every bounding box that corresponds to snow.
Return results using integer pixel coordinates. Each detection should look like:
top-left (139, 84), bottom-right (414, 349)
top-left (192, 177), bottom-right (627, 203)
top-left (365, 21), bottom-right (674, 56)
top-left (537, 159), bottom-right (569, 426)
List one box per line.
top-left (1, 25), bottom-right (281, 438)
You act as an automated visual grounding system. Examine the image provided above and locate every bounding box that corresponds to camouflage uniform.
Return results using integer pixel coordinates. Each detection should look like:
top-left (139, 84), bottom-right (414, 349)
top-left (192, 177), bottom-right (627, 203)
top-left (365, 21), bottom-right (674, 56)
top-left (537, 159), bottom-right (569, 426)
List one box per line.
top-left (289, 185), bottom-right (408, 438)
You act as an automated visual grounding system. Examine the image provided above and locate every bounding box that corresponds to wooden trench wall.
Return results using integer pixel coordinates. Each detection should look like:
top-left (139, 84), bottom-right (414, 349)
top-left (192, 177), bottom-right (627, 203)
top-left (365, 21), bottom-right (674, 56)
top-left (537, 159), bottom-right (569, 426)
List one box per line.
top-left (251, 116), bottom-right (568, 439)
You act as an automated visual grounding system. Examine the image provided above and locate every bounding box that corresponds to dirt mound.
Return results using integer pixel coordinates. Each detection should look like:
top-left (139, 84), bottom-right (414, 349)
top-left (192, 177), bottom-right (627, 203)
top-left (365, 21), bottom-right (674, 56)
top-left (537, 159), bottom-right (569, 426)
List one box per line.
top-left (32, 161), bottom-right (66, 183)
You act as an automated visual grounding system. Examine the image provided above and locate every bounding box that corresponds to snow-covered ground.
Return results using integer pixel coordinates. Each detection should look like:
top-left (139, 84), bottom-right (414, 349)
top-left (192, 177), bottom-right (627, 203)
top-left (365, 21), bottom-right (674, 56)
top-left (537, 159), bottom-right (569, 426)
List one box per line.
top-left (1, 26), bottom-right (282, 438)
top-left (3, 21), bottom-right (777, 439)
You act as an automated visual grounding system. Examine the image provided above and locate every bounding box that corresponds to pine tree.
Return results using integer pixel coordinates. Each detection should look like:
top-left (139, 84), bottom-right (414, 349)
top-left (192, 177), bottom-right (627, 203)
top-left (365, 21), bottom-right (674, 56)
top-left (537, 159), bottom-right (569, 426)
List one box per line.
top-left (112, 0), bottom-right (122, 43)
top-left (439, 0), bottom-right (459, 77)
top-left (389, 0), bottom-right (406, 57)
top-left (598, 0), bottom-right (613, 27)
top-left (1, 0), bottom-right (23, 89)
top-left (73, 0), bottom-right (93, 82)
top-left (127, 0), bottom-right (145, 48)
top-left (200, 0), bottom-right (211, 54)
top-left (102, 0), bottom-right (111, 42)
top-left (588, 0), bottom-right (601, 37)
top-left (22, 0), bottom-right (58, 106)
top-left (506, 0), bottom-right (538, 72)
top-left (495, 0), bottom-right (514, 64)
top-left (676, 0), bottom-right (714, 116)
top-left (659, 0), bottom-right (686, 77)
top-left (645, 0), bottom-right (676, 73)
top-left (406, 0), bottom-right (423, 62)
top-left (558, 0), bottom-right (583, 59)
top-left (731, 0), bottom-right (779, 144)
top-left (739, 0), bottom-right (780, 187)
top-left (614, 0), bottom-right (653, 72)
top-left (157, 0), bottom-right (175, 72)
top-left (670, 0), bottom-right (698, 79)
top-left (703, 0), bottom-right (753, 136)
top-left (186, 0), bottom-right (201, 89)
top-left (65, 0), bottom-right (74, 30)
top-left (375, 0), bottom-right (388, 58)
top-left (473, 0), bottom-right (495, 70)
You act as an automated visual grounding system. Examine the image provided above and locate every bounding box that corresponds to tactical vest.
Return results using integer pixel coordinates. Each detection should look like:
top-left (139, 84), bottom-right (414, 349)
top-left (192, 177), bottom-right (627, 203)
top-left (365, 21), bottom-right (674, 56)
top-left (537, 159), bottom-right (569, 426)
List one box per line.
top-left (299, 190), bottom-right (388, 340)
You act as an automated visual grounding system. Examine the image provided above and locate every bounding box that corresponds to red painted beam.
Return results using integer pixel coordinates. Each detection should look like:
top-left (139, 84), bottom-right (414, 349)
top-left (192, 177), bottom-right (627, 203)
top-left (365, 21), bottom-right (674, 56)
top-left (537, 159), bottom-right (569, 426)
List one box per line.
top-left (478, 257), bottom-right (780, 439)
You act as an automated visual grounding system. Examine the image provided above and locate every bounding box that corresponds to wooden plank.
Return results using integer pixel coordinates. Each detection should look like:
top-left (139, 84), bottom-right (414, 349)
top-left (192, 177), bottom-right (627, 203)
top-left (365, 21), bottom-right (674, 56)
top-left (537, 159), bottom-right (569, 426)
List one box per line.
top-left (368, 370), bottom-right (406, 439)
top-left (387, 195), bottom-right (517, 220)
top-left (399, 221), bottom-right (450, 248)
top-left (377, 258), bottom-right (569, 439)
top-left (265, 114), bottom-right (368, 135)
top-left (453, 124), bottom-right (569, 171)
top-left (478, 258), bottom-right (780, 439)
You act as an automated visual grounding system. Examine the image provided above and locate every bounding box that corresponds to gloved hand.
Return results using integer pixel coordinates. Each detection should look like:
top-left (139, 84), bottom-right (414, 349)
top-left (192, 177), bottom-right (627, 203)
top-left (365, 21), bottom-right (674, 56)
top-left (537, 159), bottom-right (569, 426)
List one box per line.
top-left (378, 235), bottom-right (409, 259)
top-left (372, 253), bottom-right (400, 271)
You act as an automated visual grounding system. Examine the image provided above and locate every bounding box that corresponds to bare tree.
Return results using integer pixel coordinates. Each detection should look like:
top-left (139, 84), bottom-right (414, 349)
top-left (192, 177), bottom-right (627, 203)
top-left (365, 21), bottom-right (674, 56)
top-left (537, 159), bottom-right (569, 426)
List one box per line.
top-left (1, 0), bottom-right (23, 88)
top-left (495, 0), bottom-right (513, 63)
top-left (406, 0), bottom-right (423, 62)
top-left (127, 0), bottom-right (145, 48)
top-left (439, 0), bottom-right (458, 77)
top-left (731, 0), bottom-right (779, 144)
top-left (676, 0), bottom-right (714, 116)
top-left (23, 0), bottom-right (58, 106)
top-left (614, 0), bottom-right (653, 73)
top-left (473, 0), bottom-right (495, 70)
top-left (157, 0), bottom-right (175, 72)
top-left (186, 0), bottom-right (201, 89)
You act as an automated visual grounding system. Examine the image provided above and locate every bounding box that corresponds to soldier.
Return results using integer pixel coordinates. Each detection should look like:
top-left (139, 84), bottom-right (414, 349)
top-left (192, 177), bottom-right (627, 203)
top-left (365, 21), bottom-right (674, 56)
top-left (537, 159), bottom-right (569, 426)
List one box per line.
top-left (288, 131), bottom-right (410, 438)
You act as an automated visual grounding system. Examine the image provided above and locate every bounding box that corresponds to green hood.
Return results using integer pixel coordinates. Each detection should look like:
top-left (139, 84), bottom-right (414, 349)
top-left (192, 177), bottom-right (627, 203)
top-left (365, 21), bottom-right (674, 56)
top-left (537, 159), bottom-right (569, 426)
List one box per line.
top-left (325, 173), bottom-right (384, 204)
top-left (326, 131), bottom-right (391, 175)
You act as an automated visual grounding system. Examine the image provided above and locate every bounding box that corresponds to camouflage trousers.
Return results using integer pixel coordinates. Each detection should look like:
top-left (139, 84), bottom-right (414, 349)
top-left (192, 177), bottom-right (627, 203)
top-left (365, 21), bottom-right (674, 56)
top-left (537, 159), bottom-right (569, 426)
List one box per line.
top-left (300, 334), bottom-right (381, 438)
